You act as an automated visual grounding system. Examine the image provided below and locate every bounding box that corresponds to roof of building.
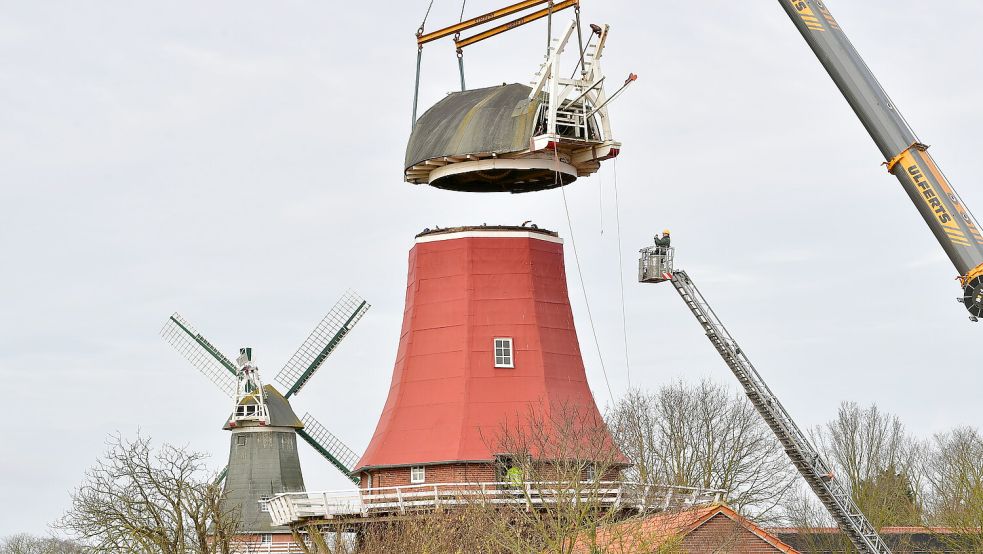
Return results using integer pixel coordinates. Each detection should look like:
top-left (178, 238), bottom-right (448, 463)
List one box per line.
top-left (771, 526), bottom-right (961, 534)
top-left (573, 504), bottom-right (800, 554)
top-left (223, 385), bottom-right (303, 430)
top-left (405, 83), bottom-right (540, 171)
top-left (772, 526), bottom-right (970, 553)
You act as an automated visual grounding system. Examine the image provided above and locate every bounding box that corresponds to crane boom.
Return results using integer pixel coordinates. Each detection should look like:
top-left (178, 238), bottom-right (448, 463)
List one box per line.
top-left (778, 0), bottom-right (983, 319)
top-left (639, 247), bottom-right (892, 554)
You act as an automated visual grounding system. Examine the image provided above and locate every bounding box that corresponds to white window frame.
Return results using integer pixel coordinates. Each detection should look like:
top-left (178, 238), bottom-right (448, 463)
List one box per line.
top-left (494, 338), bottom-right (514, 368)
top-left (260, 533), bottom-right (272, 544)
top-left (410, 466), bottom-right (426, 484)
top-left (258, 496), bottom-right (271, 513)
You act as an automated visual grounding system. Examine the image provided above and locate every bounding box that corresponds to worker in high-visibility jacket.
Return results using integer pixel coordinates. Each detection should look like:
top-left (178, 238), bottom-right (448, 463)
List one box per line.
top-left (506, 466), bottom-right (524, 487)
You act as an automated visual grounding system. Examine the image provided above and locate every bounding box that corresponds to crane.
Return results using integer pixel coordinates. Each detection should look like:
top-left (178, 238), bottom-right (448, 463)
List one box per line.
top-left (778, 0), bottom-right (983, 320)
top-left (639, 246), bottom-right (893, 554)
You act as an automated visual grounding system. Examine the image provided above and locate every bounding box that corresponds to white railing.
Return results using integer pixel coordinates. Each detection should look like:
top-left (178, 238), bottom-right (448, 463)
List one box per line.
top-left (266, 482), bottom-right (724, 526)
top-left (231, 540), bottom-right (307, 553)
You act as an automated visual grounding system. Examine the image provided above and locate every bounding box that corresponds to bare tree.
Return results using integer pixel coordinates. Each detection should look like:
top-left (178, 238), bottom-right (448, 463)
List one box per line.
top-left (813, 402), bottom-right (924, 528)
top-left (0, 534), bottom-right (88, 554)
top-left (781, 402), bottom-right (924, 553)
top-left (56, 434), bottom-right (240, 554)
top-left (925, 426), bottom-right (983, 551)
top-left (608, 380), bottom-right (797, 522)
top-left (344, 507), bottom-right (495, 554)
top-left (479, 402), bottom-right (630, 554)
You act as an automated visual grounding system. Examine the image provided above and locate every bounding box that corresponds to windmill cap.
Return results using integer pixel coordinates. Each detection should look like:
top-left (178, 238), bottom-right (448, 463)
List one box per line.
top-left (223, 385), bottom-right (303, 430)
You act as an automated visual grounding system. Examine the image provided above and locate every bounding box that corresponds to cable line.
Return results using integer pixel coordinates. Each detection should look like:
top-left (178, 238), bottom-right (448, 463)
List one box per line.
top-left (612, 158), bottom-right (632, 387)
top-left (554, 150), bottom-right (616, 407)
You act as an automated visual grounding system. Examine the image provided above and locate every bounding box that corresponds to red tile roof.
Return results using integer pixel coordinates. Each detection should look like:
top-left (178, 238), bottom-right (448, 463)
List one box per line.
top-left (573, 503), bottom-right (800, 553)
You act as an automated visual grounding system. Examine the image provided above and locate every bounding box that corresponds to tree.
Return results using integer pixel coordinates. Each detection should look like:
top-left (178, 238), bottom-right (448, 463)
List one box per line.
top-left (782, 402), bottom-right (924, 553)
top-left (0, 534), bottom-right (88, 554)
top-left (479, 402), bottom-right (632, 554)
top-left (607, 380), bottom-right (798, 522)
top-left (814, 402), bottom-right (924, 528)
top-left (56, 434), bottom-right (240, 554)
top-left (924, 426), bottom-right (983, 551)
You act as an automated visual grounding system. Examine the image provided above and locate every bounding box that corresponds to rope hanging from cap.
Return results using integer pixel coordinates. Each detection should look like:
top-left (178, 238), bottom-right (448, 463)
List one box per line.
top-left (552, 148), bottom-right (617, 407)
top-left (612, 158), bottom-right (632, 388)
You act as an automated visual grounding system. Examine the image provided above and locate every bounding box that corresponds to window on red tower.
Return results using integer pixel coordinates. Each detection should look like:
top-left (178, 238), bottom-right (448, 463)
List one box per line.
top-left (410, 466), bottom-right (425, 484)
top-left (494, 338), bottom-right (514, 368)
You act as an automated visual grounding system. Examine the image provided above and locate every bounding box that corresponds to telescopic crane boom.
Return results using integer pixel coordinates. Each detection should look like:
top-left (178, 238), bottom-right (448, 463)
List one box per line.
top-left (639, 247), bottom-right (893, 554)
top-left (778, 0), bottom-right (983, 320)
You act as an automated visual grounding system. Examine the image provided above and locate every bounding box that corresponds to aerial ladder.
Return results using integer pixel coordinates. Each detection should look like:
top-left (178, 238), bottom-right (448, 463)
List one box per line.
top-left (639, 246), bottom-right (893, 554)
top-left (777, 0), bottom-right (983, 320)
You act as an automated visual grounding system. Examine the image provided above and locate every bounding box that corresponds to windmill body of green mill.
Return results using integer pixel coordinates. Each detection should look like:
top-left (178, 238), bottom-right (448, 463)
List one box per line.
top-left (160, 292), bottom-right (369, 539)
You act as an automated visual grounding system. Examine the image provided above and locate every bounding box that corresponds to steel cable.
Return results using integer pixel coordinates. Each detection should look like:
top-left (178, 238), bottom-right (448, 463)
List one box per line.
top-left (554, 149), bottom-right (616, 407)
top-left (612, 158), bottom-right (632, 388)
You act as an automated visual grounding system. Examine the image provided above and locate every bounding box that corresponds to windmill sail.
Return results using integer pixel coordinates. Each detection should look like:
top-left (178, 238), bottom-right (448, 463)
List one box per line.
top-left (276, 291), bottom-right (370, 398)
top-left (161, 313), bottom-right (238, 397)
top-left (298, 413), bottom-right (361, 483)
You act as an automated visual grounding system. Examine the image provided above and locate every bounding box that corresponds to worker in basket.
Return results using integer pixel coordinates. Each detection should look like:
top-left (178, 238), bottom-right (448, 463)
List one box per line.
top-left (654, 229), bottom-right (671, 253)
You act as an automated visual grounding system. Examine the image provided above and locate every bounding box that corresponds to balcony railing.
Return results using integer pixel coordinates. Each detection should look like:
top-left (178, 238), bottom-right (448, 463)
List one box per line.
top-left (266, 481), bottom-right (724, 526)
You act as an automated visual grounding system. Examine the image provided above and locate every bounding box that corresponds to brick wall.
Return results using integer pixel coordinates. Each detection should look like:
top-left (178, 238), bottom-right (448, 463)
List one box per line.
top-left (360, 463), bottom-right (498, 489)
top-left (683, 513), bottom-right (791, 553)
top-left (360, 462), bottom-right (622, 489)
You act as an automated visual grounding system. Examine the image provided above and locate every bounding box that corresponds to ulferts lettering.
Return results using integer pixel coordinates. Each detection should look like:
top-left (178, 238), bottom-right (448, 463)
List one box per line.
top-left (908, 164), bottom-right (953, 224)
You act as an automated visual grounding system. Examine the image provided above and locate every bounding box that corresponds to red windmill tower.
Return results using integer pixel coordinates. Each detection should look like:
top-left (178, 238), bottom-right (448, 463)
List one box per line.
top-left (354, 225), bottom-right (623, 488)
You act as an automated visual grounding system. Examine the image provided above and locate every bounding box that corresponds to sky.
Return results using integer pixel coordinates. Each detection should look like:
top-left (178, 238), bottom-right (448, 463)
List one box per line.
top-left (2, 0), bottom-right (983, 537)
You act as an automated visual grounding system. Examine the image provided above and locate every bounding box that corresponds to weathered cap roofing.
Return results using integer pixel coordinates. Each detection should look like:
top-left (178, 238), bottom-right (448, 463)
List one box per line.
top-left (406, 83), bottom-right (540, 169)
top-left (405, 84), bottom-right (575, 193)
top-left (223, 385), bottom-right (303, 430)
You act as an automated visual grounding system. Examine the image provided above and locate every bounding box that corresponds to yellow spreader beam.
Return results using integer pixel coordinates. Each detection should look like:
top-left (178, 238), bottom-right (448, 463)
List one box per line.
top-left (418, 0), bottom-right (578, 50)
top-left (418, 0), bottom-right (550, 45)
top-left (455, 0), bottom-right (578, 49)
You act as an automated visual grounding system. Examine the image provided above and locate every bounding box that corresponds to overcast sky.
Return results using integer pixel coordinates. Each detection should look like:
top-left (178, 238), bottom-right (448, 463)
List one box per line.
top-left (3, 1), bottom-right (982, 537)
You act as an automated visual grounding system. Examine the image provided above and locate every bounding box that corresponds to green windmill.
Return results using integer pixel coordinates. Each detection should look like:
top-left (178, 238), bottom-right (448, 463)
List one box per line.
top-left (160, 291), bottom-right (369, 536)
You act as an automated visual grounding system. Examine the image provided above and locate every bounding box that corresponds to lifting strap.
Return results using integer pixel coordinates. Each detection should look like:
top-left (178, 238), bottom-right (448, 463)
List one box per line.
top-left (545, 1), bottom-right (554, 59)
top-left (413, 46), bottom-right (423, 128)
top-left (457, 49), bottom-right (466, 91)
top-left (412, 0), bottom-right (435, 128)
top-left (456, 0), bottom-right (467, 91)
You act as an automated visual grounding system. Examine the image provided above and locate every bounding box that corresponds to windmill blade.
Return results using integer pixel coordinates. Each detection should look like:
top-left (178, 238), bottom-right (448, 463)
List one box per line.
top-left (276, 291), bottom-right (370, 398)
top-left (297, 413), bottom-right (361, 484)
top-left (161, 312), bottom-right (238, 398)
